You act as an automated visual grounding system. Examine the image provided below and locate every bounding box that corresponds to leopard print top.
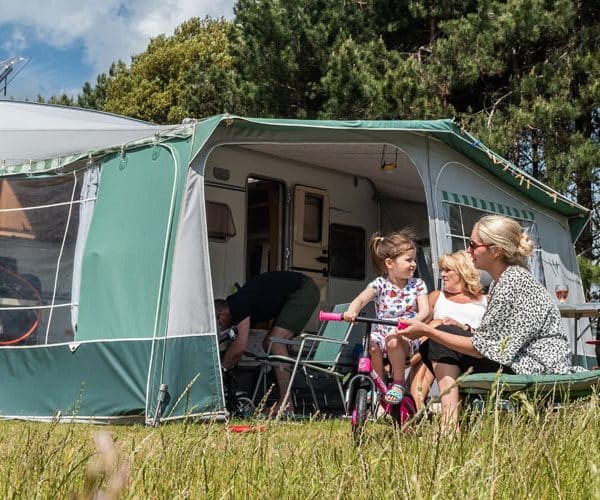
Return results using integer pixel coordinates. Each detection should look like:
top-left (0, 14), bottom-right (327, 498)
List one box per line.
top-left (471, 265), bottom-right (577, 374)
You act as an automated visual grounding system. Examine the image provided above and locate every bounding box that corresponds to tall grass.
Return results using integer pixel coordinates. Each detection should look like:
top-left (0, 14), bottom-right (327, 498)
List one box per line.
top-left (0, 394), bottom-right (598, 498)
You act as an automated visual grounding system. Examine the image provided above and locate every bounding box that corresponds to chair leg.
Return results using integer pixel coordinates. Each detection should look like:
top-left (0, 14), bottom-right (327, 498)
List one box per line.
top-left (279, 360), bottom-right (301, 416)
top-left (336, 378), bottom-right (347, 414)
top-left (252, 364), bottom-right (267, 404)
top-left (304, 369), bottom-right (320, 411)
top-left (276, 338), bottom-right (308, 416)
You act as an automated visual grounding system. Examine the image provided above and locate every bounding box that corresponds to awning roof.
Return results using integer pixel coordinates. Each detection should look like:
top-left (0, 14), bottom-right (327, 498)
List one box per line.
top-left (0, 100), bottom-right (176, 167)
top-left (193, 116), bottom-right (589, 240)
top-left (0, 107), bottom-right (589, 240)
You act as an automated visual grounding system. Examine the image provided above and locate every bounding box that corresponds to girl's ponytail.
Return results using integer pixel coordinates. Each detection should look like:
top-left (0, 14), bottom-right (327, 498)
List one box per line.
top-left (369, 233), bottom-right (387, 275)
top-left (369, 229), bottom-right (416, 276)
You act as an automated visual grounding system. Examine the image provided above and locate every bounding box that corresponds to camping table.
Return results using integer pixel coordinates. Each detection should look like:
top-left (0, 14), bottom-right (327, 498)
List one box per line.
top-left (558, 303), bottom-right (600, 363)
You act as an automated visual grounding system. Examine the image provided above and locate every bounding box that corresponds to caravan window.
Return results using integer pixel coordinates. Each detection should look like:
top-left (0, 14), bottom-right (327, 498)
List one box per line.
top-left (206, 201), bottom-right (236, 241)
top-left (329, 224), bottom-right (365, 280)
top-left (444, 203), bottom-right (546, 286)
top-left (303, 194), bottom-right (323, 243)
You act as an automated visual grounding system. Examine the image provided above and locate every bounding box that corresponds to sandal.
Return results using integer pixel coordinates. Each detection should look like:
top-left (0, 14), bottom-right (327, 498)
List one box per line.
top-left (384, 383), bottom-right (406, 405)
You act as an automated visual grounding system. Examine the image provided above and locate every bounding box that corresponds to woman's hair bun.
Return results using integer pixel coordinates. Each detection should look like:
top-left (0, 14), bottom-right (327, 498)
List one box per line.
top-left (518, 232), bottom-right (534, 257)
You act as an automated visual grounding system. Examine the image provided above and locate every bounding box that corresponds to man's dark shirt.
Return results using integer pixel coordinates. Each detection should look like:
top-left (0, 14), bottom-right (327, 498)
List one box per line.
top-left (226, 271), bottom-right (305, 325)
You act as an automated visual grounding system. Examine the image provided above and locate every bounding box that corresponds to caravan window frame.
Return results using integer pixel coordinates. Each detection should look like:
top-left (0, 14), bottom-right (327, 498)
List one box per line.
top-left (206, 200), bottom-right (236, 242)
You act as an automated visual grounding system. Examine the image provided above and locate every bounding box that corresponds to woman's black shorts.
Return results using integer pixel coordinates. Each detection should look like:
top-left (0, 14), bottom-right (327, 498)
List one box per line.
top-left (419, 324), bottom-right (514, 375)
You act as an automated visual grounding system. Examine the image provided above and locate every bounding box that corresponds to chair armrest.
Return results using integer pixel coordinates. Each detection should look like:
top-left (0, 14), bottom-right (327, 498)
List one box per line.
top-left (299, 334), bottom-right (348, 345)
top-left (264, 336), bottom-right (305, 356)
top-left (269, 337), bottom-right (303, 346)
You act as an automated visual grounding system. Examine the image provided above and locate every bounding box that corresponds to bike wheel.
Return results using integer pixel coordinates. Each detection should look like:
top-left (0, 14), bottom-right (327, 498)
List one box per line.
top-left (234, 395), bottom-right (256, 418)
top-left (351, 388), bottom-right (369, 442)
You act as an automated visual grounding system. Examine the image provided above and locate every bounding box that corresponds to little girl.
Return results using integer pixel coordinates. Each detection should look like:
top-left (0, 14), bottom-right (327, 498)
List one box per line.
top-left (343, 229), bottom-right (430, 404)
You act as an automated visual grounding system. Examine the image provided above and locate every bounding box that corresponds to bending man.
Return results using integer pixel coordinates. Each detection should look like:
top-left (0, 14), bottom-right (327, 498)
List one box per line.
top-left (215, 270), bottom-right (320, 413)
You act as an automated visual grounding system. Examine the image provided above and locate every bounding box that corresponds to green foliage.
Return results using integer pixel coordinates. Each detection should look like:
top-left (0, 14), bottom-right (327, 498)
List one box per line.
top-left (230, 0), bottom-right (483, 119)
top-left (101, 17), bottom-right (236, 123)
top-left (577, 256), bottom-right (600, 300)
top-left (37, 93), bottom-right (76, 106)
top-left (77, 70), bottom-right (114, 110)
top-left (232, 0), bottom-right (409, 118)
top-left (320, 38), bottom-right (445, 119)
top-left (179, 24), bottom-right (242, 118)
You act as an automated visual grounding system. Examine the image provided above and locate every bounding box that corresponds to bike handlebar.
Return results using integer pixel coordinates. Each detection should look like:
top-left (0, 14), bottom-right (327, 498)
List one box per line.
top-left (319, 310), bottom-right (408, 330)
top-left (318, 311), bottom-right (343, 322)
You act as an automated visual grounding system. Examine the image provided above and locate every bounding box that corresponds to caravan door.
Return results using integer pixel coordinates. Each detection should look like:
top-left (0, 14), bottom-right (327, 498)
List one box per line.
top-left (291, 185), bottom-right (329, 329)
top-left (246, 177), bottom-right (284, 281)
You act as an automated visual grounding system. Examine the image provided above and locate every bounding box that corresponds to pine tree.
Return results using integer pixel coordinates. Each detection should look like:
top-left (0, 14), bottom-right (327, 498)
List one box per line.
top-left (99, 17), bottom-right (235, 123)
top-left (428, 0), bottom-right (600, 259)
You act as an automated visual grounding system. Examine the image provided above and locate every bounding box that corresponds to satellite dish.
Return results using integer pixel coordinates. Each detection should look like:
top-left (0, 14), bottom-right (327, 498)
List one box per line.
top-left (0, 56), bottom-right (30, 96)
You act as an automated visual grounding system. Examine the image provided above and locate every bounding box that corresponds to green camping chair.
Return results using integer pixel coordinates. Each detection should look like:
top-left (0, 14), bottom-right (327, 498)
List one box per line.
top-left (252, 303), bottom-right (354, 414)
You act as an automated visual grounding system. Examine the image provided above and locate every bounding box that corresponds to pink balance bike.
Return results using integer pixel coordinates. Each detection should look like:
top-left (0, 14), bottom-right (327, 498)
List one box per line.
top-left (319, 311), bottom-right (417, 442)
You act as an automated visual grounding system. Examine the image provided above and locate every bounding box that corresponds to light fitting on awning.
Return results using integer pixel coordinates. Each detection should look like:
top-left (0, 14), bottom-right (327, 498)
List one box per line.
top-left (380, 144), bottom-right (398, 172)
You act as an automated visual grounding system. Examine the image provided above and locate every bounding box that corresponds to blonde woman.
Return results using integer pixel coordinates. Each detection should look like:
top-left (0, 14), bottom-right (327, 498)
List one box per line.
top-left (409, 251), bottom-right (487, 409)
top-left (401, 214), bottom-right (576, 426)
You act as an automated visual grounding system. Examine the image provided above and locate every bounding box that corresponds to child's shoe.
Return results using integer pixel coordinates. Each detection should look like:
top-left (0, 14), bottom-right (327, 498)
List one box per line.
top-left (384, 382), bottom-right (406, 405)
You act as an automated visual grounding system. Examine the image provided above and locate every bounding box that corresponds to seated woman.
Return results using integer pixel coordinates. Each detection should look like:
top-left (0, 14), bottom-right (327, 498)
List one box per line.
top-left (401, 214), bottom-right (577, 427)
top-left (409, 250), bottom-right (486, 409)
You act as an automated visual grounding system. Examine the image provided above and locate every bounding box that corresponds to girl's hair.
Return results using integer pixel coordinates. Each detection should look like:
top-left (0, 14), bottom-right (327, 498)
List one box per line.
top-left (438, 250), bottom-right (482, 297)
top-left (476, 214), bottom-right (534, 268)
top-left (369, 229), bottom-right (416, 276)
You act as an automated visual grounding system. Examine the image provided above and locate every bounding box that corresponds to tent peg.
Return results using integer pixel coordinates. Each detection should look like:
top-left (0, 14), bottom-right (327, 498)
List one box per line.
top-left (152, 383), bottom-right (169, 427)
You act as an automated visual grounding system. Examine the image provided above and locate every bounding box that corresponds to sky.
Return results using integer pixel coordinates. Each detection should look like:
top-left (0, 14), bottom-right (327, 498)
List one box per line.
top-left (0, 0), bottom-right (235, 101)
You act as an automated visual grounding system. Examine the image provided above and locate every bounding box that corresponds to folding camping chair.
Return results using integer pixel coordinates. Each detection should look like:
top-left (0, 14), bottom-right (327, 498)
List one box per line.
top-left (251, 303), bottom-right (354, 414)
top-left (459, 370), bottom-right (600, 411)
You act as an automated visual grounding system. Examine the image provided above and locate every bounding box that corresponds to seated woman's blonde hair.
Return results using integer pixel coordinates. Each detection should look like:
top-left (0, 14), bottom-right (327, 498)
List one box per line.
top-left (438, 250), bottom-right (483, 297)
top-left (477, 214), bottom-right (534, 268)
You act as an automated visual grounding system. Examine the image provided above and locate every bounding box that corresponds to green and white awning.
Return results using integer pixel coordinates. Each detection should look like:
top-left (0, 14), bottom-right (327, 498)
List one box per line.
top-left (0, 154), bottom-right (84, 176)
top-left (442, 190), bottom-right (535, 221)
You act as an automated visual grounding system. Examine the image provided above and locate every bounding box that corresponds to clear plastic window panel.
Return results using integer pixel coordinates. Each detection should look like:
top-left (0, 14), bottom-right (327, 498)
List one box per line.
top-left (0, 174), bottom-right (83, 345)
top-left (447, 204), bottom-right (464, 236)
top-left (444, 202), bottom-right (546, 285)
